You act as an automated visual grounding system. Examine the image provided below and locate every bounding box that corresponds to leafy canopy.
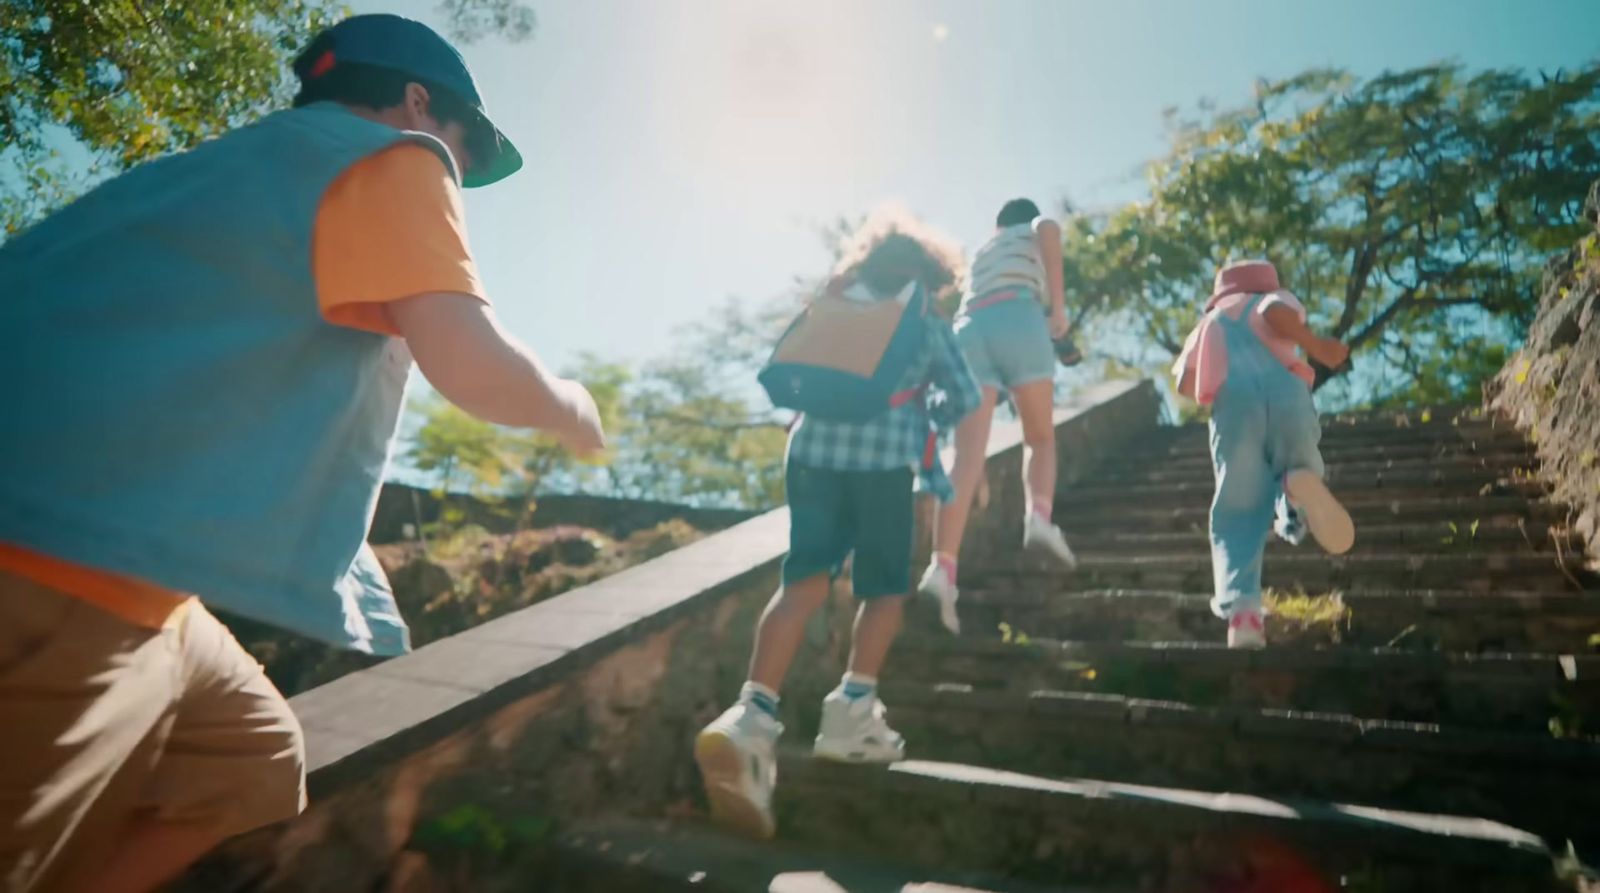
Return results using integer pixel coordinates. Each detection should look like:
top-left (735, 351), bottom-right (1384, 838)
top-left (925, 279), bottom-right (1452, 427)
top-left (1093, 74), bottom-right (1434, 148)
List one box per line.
top-left (0, 0), bottom-right (535, 235)
top-left (1062, 62), bottom-right (1600, 408)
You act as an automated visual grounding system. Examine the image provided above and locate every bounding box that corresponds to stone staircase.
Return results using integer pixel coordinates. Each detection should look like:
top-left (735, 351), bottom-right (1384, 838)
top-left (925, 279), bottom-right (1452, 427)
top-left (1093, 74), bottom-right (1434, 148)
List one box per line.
top-left (551, 407), bottom-right (1600, 892)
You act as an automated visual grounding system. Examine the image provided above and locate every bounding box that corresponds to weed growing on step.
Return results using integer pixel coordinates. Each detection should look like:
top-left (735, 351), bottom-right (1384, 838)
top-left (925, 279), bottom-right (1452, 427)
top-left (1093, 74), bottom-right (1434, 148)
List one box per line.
top-left (1441, 519), bottom-right (1481, 548)
top-left (1549, 691), bottom-right (1590, 741)
top-left (997, 621), bottom-right (1032, 646)
top-left (1263, 587), bottom-right (1351, 643)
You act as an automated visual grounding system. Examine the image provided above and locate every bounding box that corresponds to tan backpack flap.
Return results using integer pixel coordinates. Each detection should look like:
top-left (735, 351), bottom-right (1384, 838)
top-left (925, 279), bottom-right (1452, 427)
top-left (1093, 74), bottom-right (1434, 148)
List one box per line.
top-left (770, 281), bottom-right (916, 378)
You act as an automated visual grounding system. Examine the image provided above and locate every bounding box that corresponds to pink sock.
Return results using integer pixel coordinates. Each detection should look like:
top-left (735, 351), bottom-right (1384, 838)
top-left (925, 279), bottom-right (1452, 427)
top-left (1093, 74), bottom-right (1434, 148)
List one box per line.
top-left (935, 552), bottom-right (958, 577)
top-left (1030, 503), bottom-right (1052, 523)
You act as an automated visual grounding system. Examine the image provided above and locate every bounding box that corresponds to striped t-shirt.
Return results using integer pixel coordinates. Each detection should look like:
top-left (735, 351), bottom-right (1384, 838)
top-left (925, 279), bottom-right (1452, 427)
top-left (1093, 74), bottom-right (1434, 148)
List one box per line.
top-left (962, 222), bottom-right (1045, 311)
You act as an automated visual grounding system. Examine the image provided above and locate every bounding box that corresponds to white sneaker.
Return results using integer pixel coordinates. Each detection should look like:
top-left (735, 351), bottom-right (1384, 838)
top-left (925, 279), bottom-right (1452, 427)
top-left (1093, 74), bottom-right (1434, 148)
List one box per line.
top-left (812, 691), bottom-right (907, 764)
top-left (695, 701), bottom-right (782, 839)
top-left (1228, 610), bottom-right (1267, 649)
top-left (1023, 513), bottom-right (1078, 569)
top-left (917, 562), bottom-right (961, 634)
top-left (1285, 470), bottom-right (1355, 555)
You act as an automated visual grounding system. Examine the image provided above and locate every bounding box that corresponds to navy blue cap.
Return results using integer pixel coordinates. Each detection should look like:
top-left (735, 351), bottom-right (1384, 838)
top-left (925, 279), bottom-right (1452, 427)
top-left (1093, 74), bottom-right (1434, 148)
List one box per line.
top-left (294, 14), bottom-right (521, 188)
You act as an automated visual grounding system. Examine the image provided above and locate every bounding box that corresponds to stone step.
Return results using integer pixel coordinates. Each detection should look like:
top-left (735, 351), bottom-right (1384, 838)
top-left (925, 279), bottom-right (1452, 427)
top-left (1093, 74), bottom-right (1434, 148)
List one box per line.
top-left (891, 636), bottom-right (1600, 734)
top-left (875, 685), bottom-right (1600, 847)
top-left (544, 820), bottom-right (1079, 893)
top-left (777, 758), bottom-right (1562, 892)
top-left (1064, 520), bottom-right (1580, 557)
top-left (937, 588), bottom-right (1600, 653)
top-left (1110, 437), bottom-right (1533, 472)
top-left (1149, 419), bottom-right (1525, 452)
top-left (1066, 466), bottom-right (1548, 508)
top-left (1093, 450), bottom-right (1538, 485)
top-left (968, 551), bottom-right (1584, 595)
top-left (1054, 494), bottom-right (1565, 532)
top-left (1317, 405), bottom-right (1481, 426)
top-left (1060, 480), bottom-right (1550, 514)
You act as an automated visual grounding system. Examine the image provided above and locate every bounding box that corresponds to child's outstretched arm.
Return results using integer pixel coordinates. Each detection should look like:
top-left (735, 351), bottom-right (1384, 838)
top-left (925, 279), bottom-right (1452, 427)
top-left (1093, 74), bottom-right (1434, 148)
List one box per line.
top-left (1262, 303), bottom-right (1350, 371)
top-left (1033, 218), bottom-right (1071, 339)
top-left (926, 322), bottom-right (983, 431)
top-left (390, 291), bottom-right (606, 455)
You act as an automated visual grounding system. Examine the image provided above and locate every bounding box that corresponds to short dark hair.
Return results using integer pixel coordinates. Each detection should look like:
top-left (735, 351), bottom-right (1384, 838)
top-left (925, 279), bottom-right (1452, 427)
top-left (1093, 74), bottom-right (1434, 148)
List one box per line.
top-left (996, 198), bottom-right (1041, 228)
top-left (293, 60), bottom-right (472, 122)
top-left (292, 50), bottom-right (489, 171)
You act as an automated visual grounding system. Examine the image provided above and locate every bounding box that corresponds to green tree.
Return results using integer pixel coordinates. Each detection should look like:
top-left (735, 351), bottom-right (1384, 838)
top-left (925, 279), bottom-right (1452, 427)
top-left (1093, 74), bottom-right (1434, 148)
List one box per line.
top-left (600, 298), bottom-right (791, 508)
top-left (1, 0), bottom-right (535, 235)
top-left (1062, 62), bottom-right (1600, 408)
top-left (404, 355), bottom-right (629, 507)
top-left (407, 397), bottom-right (521, 500)
top-left (501, 354), bottom-right (631, 498)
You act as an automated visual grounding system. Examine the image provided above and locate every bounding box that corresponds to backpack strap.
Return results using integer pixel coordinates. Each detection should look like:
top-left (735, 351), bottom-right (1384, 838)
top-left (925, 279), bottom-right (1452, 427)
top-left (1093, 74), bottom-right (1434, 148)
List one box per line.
top-left (889, 384), bottom-right (927, 407)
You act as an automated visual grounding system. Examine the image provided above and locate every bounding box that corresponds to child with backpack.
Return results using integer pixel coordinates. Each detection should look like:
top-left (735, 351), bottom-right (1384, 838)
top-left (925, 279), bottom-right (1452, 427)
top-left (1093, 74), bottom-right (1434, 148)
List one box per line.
top-left (695, 209), bottom-right (981, 839)
top-left (1173, 260), bottom-right (1355, 648)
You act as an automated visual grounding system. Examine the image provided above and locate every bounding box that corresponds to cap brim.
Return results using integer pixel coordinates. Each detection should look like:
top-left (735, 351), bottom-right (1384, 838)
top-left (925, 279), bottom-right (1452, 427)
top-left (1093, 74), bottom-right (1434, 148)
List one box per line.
top-left (461, 112), bottom-right (522, 188)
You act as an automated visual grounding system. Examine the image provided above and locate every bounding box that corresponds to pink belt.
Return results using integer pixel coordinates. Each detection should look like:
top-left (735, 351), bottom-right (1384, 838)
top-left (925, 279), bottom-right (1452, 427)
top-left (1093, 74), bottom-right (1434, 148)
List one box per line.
top-left (966, 288), bottom-right (1024, 312)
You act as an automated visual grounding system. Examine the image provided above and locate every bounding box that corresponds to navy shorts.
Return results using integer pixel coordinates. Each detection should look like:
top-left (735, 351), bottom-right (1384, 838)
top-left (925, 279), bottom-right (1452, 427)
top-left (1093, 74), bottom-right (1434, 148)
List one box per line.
top-left (782, 460), bottom-right (914, 598)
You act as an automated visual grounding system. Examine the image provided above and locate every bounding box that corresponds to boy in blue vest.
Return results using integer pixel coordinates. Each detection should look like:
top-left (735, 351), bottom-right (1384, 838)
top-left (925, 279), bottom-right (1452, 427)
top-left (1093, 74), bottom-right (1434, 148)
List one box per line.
top-left (0, 15), bottom-right (603, 892)
top-left (695, 211), bottom-right (982, 839)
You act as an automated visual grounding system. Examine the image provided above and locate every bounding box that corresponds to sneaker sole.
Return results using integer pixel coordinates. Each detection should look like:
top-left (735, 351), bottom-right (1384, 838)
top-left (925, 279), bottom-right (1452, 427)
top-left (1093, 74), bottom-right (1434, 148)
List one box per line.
top-left (1285, 470), bottom-right (1355, 555)
top-left (918, 580), bottom-right (962, 635)
top-left (812, 739), bottom-right (906, 764)
top-left (694, 729), bottom-right (774, 840)
top-left (1024, 534), bottom-right (1079, 570)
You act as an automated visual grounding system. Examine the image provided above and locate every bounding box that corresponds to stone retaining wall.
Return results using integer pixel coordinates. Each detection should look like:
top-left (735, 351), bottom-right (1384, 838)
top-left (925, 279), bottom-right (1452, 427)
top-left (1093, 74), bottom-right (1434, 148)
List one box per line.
top-left (1491, 178), bottom-right (1600, 563)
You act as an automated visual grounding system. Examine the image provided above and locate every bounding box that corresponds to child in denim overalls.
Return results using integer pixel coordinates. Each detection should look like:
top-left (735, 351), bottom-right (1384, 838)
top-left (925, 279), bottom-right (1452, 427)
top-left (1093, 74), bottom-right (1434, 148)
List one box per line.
top-left (1173, 260), bottom-right (1355, 648)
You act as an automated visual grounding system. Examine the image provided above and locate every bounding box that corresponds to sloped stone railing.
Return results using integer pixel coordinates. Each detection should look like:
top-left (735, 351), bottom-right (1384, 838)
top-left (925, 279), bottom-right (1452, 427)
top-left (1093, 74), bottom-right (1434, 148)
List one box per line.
top-left (177, 379), bottom-right (1161, 892)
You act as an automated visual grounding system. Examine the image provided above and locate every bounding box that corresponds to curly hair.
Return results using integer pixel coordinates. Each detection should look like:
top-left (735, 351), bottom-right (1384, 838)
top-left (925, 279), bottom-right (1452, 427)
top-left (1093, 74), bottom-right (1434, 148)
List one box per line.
top-left (827, 205), bottom-right (966, 308)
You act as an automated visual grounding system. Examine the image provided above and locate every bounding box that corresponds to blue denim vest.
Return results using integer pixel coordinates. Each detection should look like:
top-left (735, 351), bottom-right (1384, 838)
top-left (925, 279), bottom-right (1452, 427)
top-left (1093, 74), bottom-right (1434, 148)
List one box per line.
top-left (0, 104), bottom-right (462, 655)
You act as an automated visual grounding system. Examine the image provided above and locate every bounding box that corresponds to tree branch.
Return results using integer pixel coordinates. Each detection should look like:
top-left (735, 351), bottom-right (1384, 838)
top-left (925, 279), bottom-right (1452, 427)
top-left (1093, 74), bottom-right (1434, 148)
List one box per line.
top-left (1348, 287), bottom-right (1418, 350)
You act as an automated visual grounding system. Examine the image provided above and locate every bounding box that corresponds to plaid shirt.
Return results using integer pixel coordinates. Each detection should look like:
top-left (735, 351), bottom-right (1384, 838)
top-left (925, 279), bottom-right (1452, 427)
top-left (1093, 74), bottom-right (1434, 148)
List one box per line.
top-left (786, 316), bottom-right (982, 502)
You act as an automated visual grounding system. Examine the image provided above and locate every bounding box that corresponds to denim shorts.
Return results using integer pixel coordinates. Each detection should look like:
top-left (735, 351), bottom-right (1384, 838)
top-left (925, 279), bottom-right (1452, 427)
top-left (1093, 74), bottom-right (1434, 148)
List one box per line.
top-left (954, 293), bottom-right (1056, 390)
top-left (782, 460), bottom-right (914, 598)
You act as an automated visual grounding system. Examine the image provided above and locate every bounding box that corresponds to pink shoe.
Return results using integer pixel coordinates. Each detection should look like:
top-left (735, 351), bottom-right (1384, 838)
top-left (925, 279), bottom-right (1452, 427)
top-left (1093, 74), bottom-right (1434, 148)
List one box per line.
top-left (1228, 610), bottom-right (1266, 649)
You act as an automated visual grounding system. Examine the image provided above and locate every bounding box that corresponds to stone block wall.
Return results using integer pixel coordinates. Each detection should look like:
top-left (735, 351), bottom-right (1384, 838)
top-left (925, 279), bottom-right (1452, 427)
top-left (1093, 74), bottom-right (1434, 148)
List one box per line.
top-left (1491, 179), bottom-right (1600, 562)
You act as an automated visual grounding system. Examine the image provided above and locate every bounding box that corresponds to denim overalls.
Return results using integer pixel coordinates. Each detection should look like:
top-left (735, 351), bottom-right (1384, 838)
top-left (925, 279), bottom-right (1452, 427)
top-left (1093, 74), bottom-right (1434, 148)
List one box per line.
top-left (1207, 294), bottom-right (1324, 618)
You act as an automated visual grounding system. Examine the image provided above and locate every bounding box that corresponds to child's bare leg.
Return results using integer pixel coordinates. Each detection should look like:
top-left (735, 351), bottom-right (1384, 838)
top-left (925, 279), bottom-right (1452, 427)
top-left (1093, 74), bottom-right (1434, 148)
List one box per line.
top-left (932, 387), bottom-right (999, 557)
top-left (747, 574), bottom-right (831, 692)
top-left (845, 595), bottom-right (907, 679)
top-left (1011, 378), bottom-right (1059, 517)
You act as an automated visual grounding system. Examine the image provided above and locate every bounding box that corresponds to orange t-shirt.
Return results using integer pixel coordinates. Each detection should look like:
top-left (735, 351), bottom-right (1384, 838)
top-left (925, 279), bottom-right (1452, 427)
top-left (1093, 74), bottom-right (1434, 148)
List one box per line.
top-left (0, 144), bottom-right (486, 629)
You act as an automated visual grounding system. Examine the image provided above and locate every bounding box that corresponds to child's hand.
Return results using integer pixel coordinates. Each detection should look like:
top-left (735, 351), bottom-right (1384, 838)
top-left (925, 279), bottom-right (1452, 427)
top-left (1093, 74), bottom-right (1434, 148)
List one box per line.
top-left (1048, 309), bottom-right (1071, 340)
top-left (554, 379), bottom-right (607, 457)
top-left (1311, 337), bottom-right (1350, 371)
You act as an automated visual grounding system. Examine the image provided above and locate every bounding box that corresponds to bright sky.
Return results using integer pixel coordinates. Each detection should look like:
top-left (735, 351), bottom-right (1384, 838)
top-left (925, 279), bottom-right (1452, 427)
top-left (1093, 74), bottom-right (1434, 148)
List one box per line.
top-left (352, 0), bottom-right (1600, 373)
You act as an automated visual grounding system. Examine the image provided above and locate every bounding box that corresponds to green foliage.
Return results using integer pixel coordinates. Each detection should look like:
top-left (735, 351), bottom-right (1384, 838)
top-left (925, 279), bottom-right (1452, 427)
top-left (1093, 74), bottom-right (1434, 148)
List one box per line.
top-left (410, 804), bottom-right (557, 872)
top-left (0, 0), bottom-right (535, 236)
top-left (554, 300), bottom-right (791, 510)
top-left (406, 354), bottom-right (629, 505)
top-left (399, 296), bottom-right (789, 512)
top-left (409, 398), bottom-right (521, 498)
top-left (1063, 62), bottom-right (1600, 409)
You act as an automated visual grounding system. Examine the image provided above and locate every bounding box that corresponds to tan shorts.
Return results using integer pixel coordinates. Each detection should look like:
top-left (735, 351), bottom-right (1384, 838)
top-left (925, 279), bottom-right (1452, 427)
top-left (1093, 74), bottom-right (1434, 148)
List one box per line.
top-left (0, 571), bottom-right (306, 893)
